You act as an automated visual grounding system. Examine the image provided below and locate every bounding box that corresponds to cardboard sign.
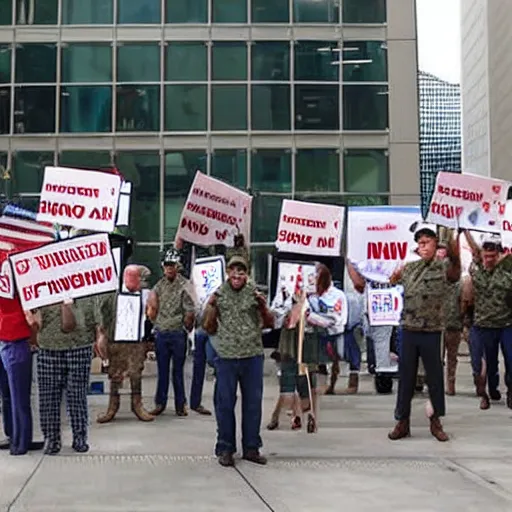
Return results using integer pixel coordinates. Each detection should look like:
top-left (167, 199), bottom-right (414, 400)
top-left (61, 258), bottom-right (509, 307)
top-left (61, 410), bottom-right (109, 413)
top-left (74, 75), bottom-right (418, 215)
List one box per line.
top-left (176, 171), bottom-right (252, 247)
top-left (367, 286), bottom-right (403, 326)
top-left (191, 256), bottom-right (225, 310)
top-left (9, 233), bottom-right (118, 310)
top-left (426, 172), bottom-right (509, 232)
top-left (348, 206), bottom-right (421, 282)
top-left (0, 260), bottom-right (13, 299)
top-left (276, 200), bottom-right (345, 257)
top-left (37, 166), bottom-right (122, 233)
top-left (114, 293), bottom-right (143, 342)
top-left (274, 261), bottom-right (316, 299)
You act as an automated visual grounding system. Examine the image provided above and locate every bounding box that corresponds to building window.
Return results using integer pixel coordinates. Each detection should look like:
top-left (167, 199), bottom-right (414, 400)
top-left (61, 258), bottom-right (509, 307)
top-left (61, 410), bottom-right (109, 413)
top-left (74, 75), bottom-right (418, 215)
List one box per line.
top-left (212, 85), bottom-right (247, 131)
top-left (130, 246), bottom-right (161, 286)
top-left (251, 149), bottom-right (291, 193)
top-left (164, 85), bottom-right (207, 131)
top-left (12, 151), bottom-right (53, 194)
top-left (211, 150), bottom-right (247, 189)
top-left (58, 151), bottom-right (112, 169)
top-left (166, 43), bottom-right (207, 82)
top-left (62, 0), bottom-right (113, 24)
top-left (295, 149), bottom-right (340, 192)
top-left (61, 43), bottom-right (112, 83)
top-left (343, 85), bottom-right (388, 130)
top-left (252, 195), bottom-right (290, 242)
top-left (295, 42), bottom-right (339, 82)
top-left (0, 0), bottom-right (12, 24)
top-left (118, 43), bottom-right (160, 83)
top-left (343, 41), bottom-right (387, 82)
top-left (16, 0), bottom-right (58, 24)
top-left (293, 0), bottom-right (340, 23)
top-left (0, 87), bottom-right (9, 134)
top-left (343, 149), bottom-right (389, 193)
top-left (343, 0), bottom-right (386, 24)
top-left (14, 86), bottom-right (56, 133)
top-left (15, 43), bottom-right (57, 83)
top-left (118, 0), bottom-right (161, 24)
top-left (252, 0), bottom-right (289, 23)
top-left (212, 0), bottom-right (247, 23)
top-left (0, 45), bottom-right (11, 83)
top-left (295, 85), bottom-right (339, 130)
top-left (251, 42), bottom-right (290, 81)
top-left (251, 85), bottom-right (290, 131)
top-left (212, 42), bottom-right (247, 81)
top-left (116, 85), bottom-right (160, 132)
top-left (165, 0), bottom-right (207, 23)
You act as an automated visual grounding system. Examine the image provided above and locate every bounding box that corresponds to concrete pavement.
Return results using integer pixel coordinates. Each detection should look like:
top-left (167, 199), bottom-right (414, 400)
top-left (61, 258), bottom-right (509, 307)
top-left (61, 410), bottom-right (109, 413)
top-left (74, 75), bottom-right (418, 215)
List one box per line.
top-left (1, 356), bottom-right (512, 511)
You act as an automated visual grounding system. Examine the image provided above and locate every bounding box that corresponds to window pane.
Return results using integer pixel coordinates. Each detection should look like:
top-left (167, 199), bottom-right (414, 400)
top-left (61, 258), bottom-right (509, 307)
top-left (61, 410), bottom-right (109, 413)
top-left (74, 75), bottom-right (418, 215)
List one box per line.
top-left (251, 42), bottom-right (290, 81)
top-left (343, 149), bottom-right (389, 193)
top-left (252, 0), bottom-right (289, 23)
top-left (343, 41), bottom-right (387, 82)
top-left (295, 85), bottom-right (339, 130)
top-left (12, 151), bottom-right (53, 194)
top-left (166, 0), bottom-right (207, 23)
top-left (212, 85), bottom-right (247, 130)
top-left (165, 43), bottom-right (207, 81)
top-left (0, 87), bottom-right (9, 134)
top-left (118, 0), bottom-right (161, 23)
top-left (164, 150), bottom-right (207, 241)
top-left (62, 0), bottom-right (114, 24)
top-left (251, 150), bottom-right (291, 193)
top-left (164, 85), bottom-right (207, 131)
top-left (62, 44), bottom-right (112, 83)
top-left (60, 86), bottom-right (112, 133)
top-left (58, 151), bottom-right (112, 169)
top-left (252, 195), bottom-right (289, 242)
top-left (293, 0), bottom-right (339, 23)
top-left (16, 0), bottom-right (57, 24)
top-left (212, 42), bottom-right (247, 81)
top-left (129, 245), bottom-right (161, 287)
top-left (294, 194), bottom-right (344, 206)
top-left (251, 85), bottom-right (290, 131)
top-left (116, 151), bottom-right (161, 242)
top-left (212, 0), bottom-right (247, 23)
top-left (295, 149), bottom-right (339, 192)
top-left (116, 85), bottom-right (160, 132)
top-left (251, 246), bottom-right (271, 286)
top-left (344, 195), bottom-right (388, 206)
top-left (15, 44), bottom-right (57, 83)
top-left (14, 86), bottom-right (56, 133)
top-left (343, 0), bottom-right (386, 23)
top-left (295, 42), bottom-right (338, 81)
top-left (343, 85), bottom-right (388, 130)
top-left (0, 45), bottom-right (11, 83)
top-left (211, 150), bottom-right (247, 189)
top-left (0, 0), bottom-right (12, 25)
top-left (118, 44), bottom-right (160, 83)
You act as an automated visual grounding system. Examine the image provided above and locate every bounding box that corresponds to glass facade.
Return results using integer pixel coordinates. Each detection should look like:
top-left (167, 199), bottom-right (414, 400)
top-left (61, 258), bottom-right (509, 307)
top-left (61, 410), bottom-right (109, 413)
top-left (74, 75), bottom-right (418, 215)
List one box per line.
top-left (0, 0), bottom-right (392, 285)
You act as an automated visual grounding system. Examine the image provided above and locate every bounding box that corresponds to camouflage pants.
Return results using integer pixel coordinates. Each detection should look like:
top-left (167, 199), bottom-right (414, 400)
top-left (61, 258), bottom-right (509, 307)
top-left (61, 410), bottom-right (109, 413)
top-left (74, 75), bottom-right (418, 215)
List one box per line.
top-left (443, 330), bottom-right (461, 383)
top-left (107, 342), bottom-right (152, 394)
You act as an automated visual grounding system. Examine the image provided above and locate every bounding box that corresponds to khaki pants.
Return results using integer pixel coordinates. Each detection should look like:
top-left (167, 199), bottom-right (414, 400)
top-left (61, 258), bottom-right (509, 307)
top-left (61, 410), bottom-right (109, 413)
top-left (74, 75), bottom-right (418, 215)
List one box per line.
top-left (443, 330), bottom-right (462, 384)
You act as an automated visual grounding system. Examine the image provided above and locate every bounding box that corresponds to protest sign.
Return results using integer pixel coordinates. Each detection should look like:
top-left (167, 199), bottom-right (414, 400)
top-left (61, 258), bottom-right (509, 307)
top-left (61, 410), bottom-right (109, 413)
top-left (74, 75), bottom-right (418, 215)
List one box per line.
top-left (274, 261), bottom-right (317, 299)
top-left (0, 260), bottom-right (13, 299)
top-left (176, 171), bottom-right (252, 247)
top-left (348, 206), bottom-right (421, 282)
top-left (37, 166), bottom-right (122, 233)
top-left (191, 256), bottom-right (225, 310)
top-left (9, 233), bottom-right (117, 310)
top-left (275, 200), bottom-right (345, 257)
top-left (367, 286), bottom-right (403, 326)
top-left (426, 172), bottom-right (509, 232)
top-left (114, 293), bottom-right (142, 342)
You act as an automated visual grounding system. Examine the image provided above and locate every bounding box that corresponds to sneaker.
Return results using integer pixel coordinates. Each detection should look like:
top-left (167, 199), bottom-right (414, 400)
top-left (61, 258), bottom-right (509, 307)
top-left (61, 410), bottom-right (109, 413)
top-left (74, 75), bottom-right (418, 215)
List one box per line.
top-left (192, 405), bottom-right (212, 416)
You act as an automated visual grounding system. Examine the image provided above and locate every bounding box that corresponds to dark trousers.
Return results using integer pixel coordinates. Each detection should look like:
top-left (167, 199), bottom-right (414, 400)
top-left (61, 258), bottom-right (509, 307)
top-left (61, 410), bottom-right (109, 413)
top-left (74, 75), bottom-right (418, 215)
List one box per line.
top-left (0, 339), bottom-right (33, 455)
top-left (0, 354), bottom-right (12, 438)
top-left (190, 330), bottom-right (208, 410)
top-left (37, 346), bottom-right (92, 444)
top-left (344, 329), bottom-right (361, 372)
top-left (213, 355), bottom-right (264, 456)
top-left (395, 330), bottom-right (445, 420)
top-left (155, 330), bottom-right (187, 410)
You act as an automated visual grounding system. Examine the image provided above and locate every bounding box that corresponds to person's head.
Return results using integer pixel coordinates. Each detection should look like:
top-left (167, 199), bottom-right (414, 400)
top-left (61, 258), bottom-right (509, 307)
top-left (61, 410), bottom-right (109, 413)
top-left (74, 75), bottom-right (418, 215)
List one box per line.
top-left (227, 256), bottom-right (248, 290)
top-left (123, 265), bottom-right (142, 292)
top-left (414, 226), bottom-right (438, 261)
top-left (162, 248), bottom-right (181, 281)
top-left (481, 233), bottom-right (502, 268)
top-left (436, 243), bottom-right (447, 261)
top-left (315, 263), bottom-right (332, 296)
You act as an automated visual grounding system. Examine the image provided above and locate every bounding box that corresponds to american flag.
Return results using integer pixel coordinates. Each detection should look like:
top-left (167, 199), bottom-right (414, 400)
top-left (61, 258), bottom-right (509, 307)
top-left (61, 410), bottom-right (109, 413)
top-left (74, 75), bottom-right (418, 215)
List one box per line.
top-left (0, 215), bottom-right (55, 253)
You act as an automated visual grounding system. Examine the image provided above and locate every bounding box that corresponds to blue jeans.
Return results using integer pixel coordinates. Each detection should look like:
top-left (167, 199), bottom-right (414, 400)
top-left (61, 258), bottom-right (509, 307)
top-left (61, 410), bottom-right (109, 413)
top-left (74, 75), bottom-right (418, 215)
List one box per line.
top-left (190, 330), bottom-right (208, 410)
top-left (154, 330), bottom-right (187, 411)
top-left (343, 329), bottom-right (361, 372)
top-left (0, 354), bottom-right (12, 439)
top-left (213, 355), bottom-right (264, 456)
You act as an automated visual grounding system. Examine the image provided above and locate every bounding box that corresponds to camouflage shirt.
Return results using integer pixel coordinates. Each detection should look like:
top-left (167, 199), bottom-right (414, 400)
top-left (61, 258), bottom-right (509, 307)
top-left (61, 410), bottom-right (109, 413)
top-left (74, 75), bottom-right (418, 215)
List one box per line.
top-left (37, 297), bottom-right (99, 350)
top-left (444, 280), bottom-right (463, 332)
top-left (398, 259), bottom-right (448, 332)
top-left (153, 274), bottom-right (195, 332)
top-left (210, 280), bottom-right (263, 359)
top-left (471, 256), bottom-right (512, 328)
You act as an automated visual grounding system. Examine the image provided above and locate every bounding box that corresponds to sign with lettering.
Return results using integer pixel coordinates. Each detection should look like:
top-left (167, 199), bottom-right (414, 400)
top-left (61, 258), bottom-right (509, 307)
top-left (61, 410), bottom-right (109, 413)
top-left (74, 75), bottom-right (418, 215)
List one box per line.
top-left (37, 166), bottom-right (122, 233)
top-left (275, 200), bottom-right (345, 256)
top-left (176, 171), bottom-right (252, 248)
top-left (348, 206), bottom-right (421, 282)
top-left (0, 259), bottom-right (13, 299)
top-left (191, 256), bottom-right (225, 310)
top-left (426, 172), bottom-right (509, 232)
top-left (367, 286), bottom-right (403, 326)
top-left (9, 233), bottom-right (117, 310)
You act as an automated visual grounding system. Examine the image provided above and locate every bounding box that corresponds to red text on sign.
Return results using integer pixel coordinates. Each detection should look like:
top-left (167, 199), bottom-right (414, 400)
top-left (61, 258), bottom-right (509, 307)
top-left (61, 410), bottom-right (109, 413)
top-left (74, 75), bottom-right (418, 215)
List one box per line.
top-left (33, 241), bottom-right (108, 272)
top-left (367, 242), bottom-right (408, 260)
top-left (430, 203), bottom-right (463, 220)
top-left (278, 230), bottom-right (312, 247)
top-left (283, 215), bottom-right (327, 230)
top-left (39, 202), bottom-right (113, 222)
top-left (437, 185), bottom-right (483, 203)
top-left (45, 183), bottom-right (100, 198)
top-left (180, 216), bottom-right (209, 236)
top-left (191, 187), bottom-right (236, 209)
top-left (186, 202), bottom-right (237, 226)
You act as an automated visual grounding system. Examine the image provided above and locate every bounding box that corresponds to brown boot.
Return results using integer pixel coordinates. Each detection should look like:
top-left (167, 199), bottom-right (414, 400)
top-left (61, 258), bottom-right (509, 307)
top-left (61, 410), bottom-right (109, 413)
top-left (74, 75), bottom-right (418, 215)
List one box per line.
top-left (474, 376), bottom-right (490, 410)
top-left (97, 392), bottom-right (120, 424)
top-left (430, 417), bottom-right (449, 442)
top-left (388, 420), bottom-right (410, 440)
top-left (150, 404), bottom-right (166, 416)
top-left (131, 394), bottom-right (155, 422)
top-left (341, 373), bottom-right (359, 395)
top-left (446, 379), bottom-right (456, 396)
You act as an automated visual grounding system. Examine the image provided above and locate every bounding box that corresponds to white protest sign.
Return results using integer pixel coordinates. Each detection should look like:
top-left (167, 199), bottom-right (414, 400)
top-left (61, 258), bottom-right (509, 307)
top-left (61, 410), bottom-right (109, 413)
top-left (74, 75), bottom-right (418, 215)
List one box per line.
top-left (0, 260), bottom-right (14, 299)
top-left (274, 261), bottom-right (316, 299)
top-left (348, 206), bottom-right (421, 282)
top-left (9, 233), bottom-right (118, 310)
top-left (192, 256), bottom-right (225, 310)
top-left (275, 200), bottom-right (345, 257)
top-left (176, 171), bottom-right (252, 247)
top-left (501, 200), bottom-right (512, 252)
top-left (37, 166), bottom-right (122, 233)
top-left (426, 172), bottom-right (509, 232)
top-left (367, 286), bottom-right (403, 326)
top-left (114, 293), bottom-right (142, 342)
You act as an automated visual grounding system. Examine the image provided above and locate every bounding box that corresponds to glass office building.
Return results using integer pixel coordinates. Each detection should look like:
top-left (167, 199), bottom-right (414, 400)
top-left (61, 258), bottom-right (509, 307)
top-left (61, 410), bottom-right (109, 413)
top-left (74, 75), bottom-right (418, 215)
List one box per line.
top-left (0, 0), bottom-right (419, 283)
